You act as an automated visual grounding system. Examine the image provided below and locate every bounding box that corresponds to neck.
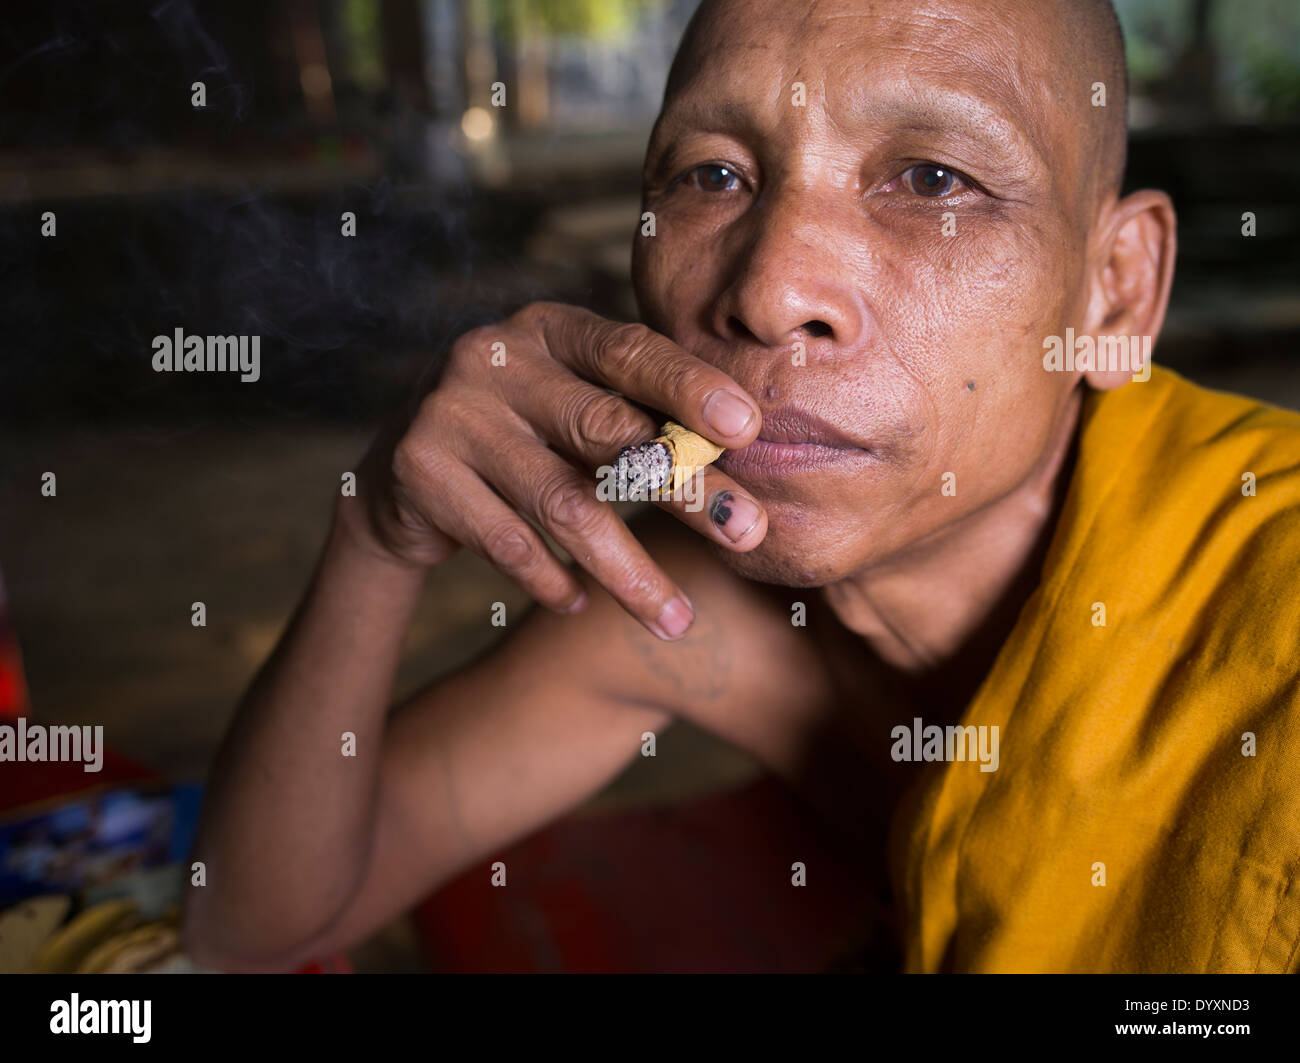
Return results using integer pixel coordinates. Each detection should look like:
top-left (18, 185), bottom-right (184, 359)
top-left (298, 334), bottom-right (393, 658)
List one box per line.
top-left (821, 386), bottom-right (1085, 694)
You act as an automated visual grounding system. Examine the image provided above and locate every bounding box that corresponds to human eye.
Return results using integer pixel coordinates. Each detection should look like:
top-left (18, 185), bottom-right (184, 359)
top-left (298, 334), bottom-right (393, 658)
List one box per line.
top-left (894, 162), bottom-right (977, 199)
top-left (678, 162), bottom-right (746, 193)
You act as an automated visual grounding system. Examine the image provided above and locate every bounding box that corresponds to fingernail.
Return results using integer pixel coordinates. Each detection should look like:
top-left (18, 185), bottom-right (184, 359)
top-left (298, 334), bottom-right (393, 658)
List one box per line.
top-left (709, 491), bottom-right (760, 543)
top-left (653, 596), bottom-right (694, 640)
top-left (565, 590), bottom-right (589, 613)
top-left (703, 389), bottom-right (755, 438)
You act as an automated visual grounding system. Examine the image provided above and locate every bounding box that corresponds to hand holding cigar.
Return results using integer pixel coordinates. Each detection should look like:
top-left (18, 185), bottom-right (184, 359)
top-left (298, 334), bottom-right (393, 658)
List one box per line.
top-left (355, 302), bottom-right (766, 634)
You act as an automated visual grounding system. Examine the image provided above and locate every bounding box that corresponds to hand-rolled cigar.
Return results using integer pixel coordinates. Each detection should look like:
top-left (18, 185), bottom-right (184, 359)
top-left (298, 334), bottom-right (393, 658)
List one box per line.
top-left (613, 421), bottom-right (725, 499)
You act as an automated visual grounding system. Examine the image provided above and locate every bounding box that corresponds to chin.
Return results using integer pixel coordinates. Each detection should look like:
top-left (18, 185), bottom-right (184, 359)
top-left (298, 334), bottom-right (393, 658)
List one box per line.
top-left (710, 522), bottom-right (857, 588)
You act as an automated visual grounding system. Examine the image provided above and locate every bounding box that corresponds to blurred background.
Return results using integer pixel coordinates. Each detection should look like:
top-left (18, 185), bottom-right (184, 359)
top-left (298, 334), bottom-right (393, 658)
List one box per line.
top-left (0, 0), bottom-right (1297, 973)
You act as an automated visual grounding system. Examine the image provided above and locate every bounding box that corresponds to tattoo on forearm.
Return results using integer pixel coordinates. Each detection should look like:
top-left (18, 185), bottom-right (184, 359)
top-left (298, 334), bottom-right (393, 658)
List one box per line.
top-left (623, 600), bottom-right (731, 701)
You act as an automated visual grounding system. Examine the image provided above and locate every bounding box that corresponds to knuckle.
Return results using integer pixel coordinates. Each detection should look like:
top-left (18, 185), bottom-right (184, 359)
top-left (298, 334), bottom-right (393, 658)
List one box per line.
top-left (661, 360), bottom-right (706, 402)
top-left (539, 475), bottom-right (602, 537)
top-left (511, 301), bottom-right (549, 330)
top-left (392, 434), bottom-right (449, 493)
top-left (595, 321), bottom-right (653, 372)
top-left (412, 391), bottom-right (459, 447)
top-left (446, 325), bottom-right (507, 378)
top-left (390, 436), bottom-right (424, 487)
top-left (410, 392), bottom-right (476, 457)
top-left (414, 387), bottom-right (446, 423)
top-left (572, 391), bottom-right (636, 450)
top-left (446, 327), bottom-right (484, 367)
top-left (615, 561), bottom-right (670, 607)
top-left (480, 521), bottom-right (538, 571)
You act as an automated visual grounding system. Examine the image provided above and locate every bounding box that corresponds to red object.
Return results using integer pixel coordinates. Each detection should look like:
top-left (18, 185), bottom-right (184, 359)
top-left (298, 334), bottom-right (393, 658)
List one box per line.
top-left (0, 571), bottom-right (28, 720)
top-left (0, 739), bottom-right (156, 818)
top-left (414, 776), bottom-right (891, 973)
top-left (0, 750), bottom-right (348, 974)
top-left (0, 657), bottom-right (21, 717)
top-left (0, 571), bottom-right (348, 974)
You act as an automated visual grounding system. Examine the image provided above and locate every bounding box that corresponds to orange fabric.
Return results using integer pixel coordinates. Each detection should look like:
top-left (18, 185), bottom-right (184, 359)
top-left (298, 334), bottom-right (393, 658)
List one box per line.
top-left (890, 366), bottom-right (1300, 972)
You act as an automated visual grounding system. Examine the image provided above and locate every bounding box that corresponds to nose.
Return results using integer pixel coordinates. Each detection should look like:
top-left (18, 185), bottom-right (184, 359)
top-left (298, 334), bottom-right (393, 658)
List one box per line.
top-left (709, 184), bottom-right (867, 354)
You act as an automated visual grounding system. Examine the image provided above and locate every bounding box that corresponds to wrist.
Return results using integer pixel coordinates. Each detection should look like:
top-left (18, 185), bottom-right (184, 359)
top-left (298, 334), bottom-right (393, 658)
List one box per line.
top-left (330, 495), bottom-right (440, 575)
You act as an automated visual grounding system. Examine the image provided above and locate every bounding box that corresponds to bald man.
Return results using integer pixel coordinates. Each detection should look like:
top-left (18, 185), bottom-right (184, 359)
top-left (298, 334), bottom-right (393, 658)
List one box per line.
top-left (185, 0), bottom-right (1300, 973)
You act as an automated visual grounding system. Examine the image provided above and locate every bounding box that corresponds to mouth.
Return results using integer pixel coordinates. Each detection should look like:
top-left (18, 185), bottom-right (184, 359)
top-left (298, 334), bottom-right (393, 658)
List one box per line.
top-left (716, 406), bottom-right (872, 478)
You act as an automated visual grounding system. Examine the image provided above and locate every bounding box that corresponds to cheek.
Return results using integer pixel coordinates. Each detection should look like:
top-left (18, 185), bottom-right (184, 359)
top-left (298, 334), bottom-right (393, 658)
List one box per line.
top-left (861, 219), bottom-right (1075, 497)
top-left (629, 231), bottom-right (659, 326)
top-left (876, 217), bottom-right (1070, 388)
top-left (631, 220), bottom-right (727, 338)
top-left (904, 217), bottom-right (1069, 373)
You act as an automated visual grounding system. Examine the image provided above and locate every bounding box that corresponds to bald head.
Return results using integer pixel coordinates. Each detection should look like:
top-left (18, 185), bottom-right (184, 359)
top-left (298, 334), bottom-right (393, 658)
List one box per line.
top-left (1062, 0), bottom-right (1129, 195)
top-left (663, 0), bottom-right (1129, 202)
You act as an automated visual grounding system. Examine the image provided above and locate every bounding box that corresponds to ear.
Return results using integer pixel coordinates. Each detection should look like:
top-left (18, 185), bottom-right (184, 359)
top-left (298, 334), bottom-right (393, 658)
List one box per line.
top-left (1079, 189), bottom-right (1177, 390)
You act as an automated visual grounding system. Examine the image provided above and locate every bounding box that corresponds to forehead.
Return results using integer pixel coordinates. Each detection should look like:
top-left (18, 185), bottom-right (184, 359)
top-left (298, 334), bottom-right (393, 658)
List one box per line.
top-left (665, 0), bottom-right (1071, 168)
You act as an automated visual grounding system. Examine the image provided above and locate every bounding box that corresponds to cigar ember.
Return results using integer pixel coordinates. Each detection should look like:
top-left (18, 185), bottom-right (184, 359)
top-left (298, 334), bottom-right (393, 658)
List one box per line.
top-left (613, 421), bottom-right (725, 499)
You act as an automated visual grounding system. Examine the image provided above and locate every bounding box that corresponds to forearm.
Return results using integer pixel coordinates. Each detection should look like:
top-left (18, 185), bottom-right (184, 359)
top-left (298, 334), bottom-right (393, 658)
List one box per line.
top-left (183, 498), bottom-right (429, 967)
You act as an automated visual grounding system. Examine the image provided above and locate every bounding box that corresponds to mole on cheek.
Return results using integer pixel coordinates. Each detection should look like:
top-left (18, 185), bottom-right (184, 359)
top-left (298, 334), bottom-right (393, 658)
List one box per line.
top-left (966, 380), bottom-right (976, 391)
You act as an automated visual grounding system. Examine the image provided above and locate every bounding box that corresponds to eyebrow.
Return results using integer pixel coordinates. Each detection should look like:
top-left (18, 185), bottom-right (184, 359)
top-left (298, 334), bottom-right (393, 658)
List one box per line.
top-left (866, 87), bottom-right (1049, 175)
top-left (650, 98), bottom-right (765, 146)
top-left (651, 85), bottom-right (1048, 181)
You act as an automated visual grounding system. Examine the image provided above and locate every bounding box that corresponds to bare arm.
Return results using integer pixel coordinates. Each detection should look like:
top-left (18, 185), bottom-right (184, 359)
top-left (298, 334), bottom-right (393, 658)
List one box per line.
top-left (182, 500), bottom-right (427, 970)
top-left (185, 501), bottom-right (679, 971)
top-left (182, 303), bottom-right (773, 971)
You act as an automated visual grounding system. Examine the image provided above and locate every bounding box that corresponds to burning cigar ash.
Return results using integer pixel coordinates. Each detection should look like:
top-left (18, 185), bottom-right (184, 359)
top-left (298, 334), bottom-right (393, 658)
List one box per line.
top-left (614, 440), bottom-right (673, 500)
top-left (610, 421), bottom-right (725, 501)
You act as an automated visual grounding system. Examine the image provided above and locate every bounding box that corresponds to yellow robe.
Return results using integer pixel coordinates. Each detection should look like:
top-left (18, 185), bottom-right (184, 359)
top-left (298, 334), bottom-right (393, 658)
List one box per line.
top-left (890, 366), bottom-right (1300, 972)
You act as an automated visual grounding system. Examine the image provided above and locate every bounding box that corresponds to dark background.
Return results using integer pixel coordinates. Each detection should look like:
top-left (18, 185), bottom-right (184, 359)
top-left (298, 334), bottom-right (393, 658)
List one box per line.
top-left (0, 0), bottom-right (1297, 970)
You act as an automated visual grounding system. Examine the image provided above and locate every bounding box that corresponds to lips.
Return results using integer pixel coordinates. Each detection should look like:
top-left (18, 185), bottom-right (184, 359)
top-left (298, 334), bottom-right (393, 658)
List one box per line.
top-left (716, 406), bottom-right (871, 477)
top-left (752, 407), bottom-right (867, 449)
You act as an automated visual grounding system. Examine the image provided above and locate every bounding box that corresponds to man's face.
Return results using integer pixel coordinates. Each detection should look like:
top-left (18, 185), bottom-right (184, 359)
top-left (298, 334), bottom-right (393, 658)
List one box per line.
top-left (633, 0), bottom-right (1103, 586)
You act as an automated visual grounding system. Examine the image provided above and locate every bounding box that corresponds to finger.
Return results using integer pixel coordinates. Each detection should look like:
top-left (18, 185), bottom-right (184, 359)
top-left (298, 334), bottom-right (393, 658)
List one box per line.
top-left (500, 359), bottom-right (658, 466)
top-left (466, 432), bottom-right (696, 641)
top-left (483, 365), bottom-right (766, 553)
top-left (401, 446), bottom-right (587, 613)
top-left (535, 310), bottom-right (763, 450)
top-left (655, 467), bottom-right (768, 551)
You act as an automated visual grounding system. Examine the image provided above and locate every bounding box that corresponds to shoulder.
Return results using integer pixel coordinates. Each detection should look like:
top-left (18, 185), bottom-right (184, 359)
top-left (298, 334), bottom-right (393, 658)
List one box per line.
top-left (1060, 370), bottom-right (1300, 650)
top-left (1083, 368), bottom-right (1300, 501)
